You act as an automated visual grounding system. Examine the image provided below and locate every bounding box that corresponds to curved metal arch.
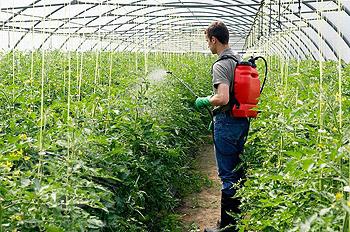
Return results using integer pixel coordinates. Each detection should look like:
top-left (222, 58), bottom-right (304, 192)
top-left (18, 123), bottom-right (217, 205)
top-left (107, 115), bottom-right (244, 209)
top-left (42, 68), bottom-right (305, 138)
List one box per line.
top-left (111, 32), bottom-right (190, 53)
top-left (270, 24), bottom-right (300, 57)
top-left (2, 0), bottom-right (53, 49)
top-left (75, 1), bottom-right (261, 9)
top-left (243, 2), bottom-right (301, 51)
top-left (110, 29), bottom-right (203, 52)
top-left (256, 31), bottom-right (308, 61)
top-left (268, 22), bottom-right (324, 60)
top-left (0, 0), bottom-right (42, 28)
top-left (96, 18), bottom-right (250, 52)
top-left (88, 0), bottom-right (260, 52)
top-left (255, 37), bottom-right (285, 60)
top-left (283, 34), bottom-right (305, 59)
top-left (58, 0), bottom-right (167, 50)
top-left (93, 21), bottom-right (248, 52)
top-left (259, 13), bottom-right (324, 61)
top-left (15, 0), bottom-right (128, 50)
top-left (73, 0), bottom-right (259, 52)
top-left (288, 30), bottom-right (317, 60)
top-left (248, 12), bottom-right (320, 60)
top-left (7, 0), bottom-right (258, 52)
top-left (243, 0), bottom-right (265, 49)
top-left (260, 22), bottom-right (311, 61)
top-left (278, 31), bottom-right (308, 60)
top-left (39, 0), bottom-right (115, 50)
top-left (126, 27), bottom-right (243, 51)
top-left (295, 28), bottom-right (328, 60)
top-left (284, 31), bottom-right (310, 60)
top-left (267, 42), bottom-right (285, 59)
top-left (303, 1), bottom-right (350, 51)
top-left (273, 0), bottom-right (350, 60)
top-left (11, 0), bottom-right (97, 49)
top-left (246, 0), bottom-right (343, 61)
top-left (108, 23), bottom-right (214, 53)
top-left (12, 5), bottom-right (69, 49)
top-left (125, 33), bottom-right (187, 52)
top-left (110, 1), bottom-right (258, 52)
top-left (270, 35), bottom-right (295, 59)
top-left (8, 0), bottom-right (349, 57)
top-left (100, 17), bottom-right (249, 50)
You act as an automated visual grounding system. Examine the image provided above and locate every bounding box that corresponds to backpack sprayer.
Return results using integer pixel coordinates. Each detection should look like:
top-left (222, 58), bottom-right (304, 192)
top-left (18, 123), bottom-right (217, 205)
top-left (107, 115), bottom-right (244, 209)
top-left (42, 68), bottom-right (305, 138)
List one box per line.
top-left (213, 55), bottom-right (268, 118)
top-left (167, 55), bottom-right (268, 151)
top-left (167, 55), bottom-right (268, 119)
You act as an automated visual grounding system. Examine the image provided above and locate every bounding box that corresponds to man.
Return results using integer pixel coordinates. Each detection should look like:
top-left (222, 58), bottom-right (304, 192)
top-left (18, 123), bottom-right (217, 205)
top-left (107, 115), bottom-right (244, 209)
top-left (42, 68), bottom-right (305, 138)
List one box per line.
top-left (195, 21), bottom-right (249, 232)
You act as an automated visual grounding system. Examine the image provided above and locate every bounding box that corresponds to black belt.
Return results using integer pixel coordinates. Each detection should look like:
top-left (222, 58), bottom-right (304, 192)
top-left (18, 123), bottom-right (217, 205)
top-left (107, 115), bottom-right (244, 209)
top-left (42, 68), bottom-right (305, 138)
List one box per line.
top-left (212, 110), bottom-right (231, 117)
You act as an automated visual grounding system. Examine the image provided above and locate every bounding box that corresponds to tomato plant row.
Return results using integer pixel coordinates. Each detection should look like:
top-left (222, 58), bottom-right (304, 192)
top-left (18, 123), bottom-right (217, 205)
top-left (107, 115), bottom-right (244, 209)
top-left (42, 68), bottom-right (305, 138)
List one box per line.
top-left (0, 51), bottom-right (213, 231)
top-left (2, 51), bottom-right (348, 231)
top-left (238, 58), bottom-right (350, 231)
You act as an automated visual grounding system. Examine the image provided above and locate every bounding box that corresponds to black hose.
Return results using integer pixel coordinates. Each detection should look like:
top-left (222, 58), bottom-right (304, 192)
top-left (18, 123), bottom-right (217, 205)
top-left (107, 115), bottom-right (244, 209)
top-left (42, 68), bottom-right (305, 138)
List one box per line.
top-left (254, 56), bottom-right (268, 94)
top-left (243, 56), bottom-right (268, 145)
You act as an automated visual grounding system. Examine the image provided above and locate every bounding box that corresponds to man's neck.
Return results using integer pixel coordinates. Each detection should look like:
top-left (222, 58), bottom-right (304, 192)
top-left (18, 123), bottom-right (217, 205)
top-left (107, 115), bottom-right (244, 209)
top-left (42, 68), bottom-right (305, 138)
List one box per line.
top-left (216, 44), bottom-right (230, 56)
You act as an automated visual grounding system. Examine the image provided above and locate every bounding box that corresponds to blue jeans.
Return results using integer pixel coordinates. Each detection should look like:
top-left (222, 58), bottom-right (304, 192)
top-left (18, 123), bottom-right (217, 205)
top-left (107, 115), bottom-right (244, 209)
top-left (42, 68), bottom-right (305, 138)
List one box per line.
top-left (213, 112), bottom-right (249, 197)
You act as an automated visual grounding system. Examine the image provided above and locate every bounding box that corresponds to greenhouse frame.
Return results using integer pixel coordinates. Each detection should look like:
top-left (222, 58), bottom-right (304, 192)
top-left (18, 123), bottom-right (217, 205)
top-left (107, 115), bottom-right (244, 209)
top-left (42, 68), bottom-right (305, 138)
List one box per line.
top-left (0, 0), bottom-right (349, 61)
top-left (1, 0), bottom-right (350, 232)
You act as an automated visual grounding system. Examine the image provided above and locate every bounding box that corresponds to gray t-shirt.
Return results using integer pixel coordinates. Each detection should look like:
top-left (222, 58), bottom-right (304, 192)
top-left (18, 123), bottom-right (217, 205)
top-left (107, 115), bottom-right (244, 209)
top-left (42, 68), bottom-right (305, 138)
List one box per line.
top-left (212, 48), bottom-right (241, 113)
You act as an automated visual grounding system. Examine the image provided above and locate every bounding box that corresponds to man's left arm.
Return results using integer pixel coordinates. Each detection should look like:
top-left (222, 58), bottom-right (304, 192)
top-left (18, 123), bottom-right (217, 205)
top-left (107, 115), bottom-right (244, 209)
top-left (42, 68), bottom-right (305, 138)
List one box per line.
top-left (209, 83), bottom-right (229, 106)
top-left (195, 83), bottom-right (229, 109)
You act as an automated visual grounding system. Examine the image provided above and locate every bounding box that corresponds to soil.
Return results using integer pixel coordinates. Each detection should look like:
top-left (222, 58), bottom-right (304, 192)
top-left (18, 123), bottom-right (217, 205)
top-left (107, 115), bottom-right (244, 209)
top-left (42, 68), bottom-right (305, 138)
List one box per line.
top-left (179, 144), bottom-right (221, 232)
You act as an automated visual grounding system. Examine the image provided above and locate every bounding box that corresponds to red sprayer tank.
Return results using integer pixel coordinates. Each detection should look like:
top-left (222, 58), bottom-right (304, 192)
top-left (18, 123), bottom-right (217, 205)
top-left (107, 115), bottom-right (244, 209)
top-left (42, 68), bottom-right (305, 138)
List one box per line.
top-left (231, 62), bottom-right (260, 118)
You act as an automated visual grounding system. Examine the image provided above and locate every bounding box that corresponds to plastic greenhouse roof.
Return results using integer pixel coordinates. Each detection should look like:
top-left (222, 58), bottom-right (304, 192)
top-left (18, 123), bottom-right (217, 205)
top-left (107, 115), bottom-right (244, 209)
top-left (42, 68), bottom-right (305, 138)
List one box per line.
top-left (0, 0), bottom-right (349, 62)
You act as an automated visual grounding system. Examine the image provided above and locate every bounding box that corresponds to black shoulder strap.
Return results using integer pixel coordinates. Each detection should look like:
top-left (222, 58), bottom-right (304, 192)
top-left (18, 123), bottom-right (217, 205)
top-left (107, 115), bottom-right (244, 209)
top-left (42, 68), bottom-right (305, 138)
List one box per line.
top-left (211, 55), bottom-right (239, 73)
top-left (216, 55), bottom-right (239, 63)
top-left (211, 55), bottom-right (240, 113)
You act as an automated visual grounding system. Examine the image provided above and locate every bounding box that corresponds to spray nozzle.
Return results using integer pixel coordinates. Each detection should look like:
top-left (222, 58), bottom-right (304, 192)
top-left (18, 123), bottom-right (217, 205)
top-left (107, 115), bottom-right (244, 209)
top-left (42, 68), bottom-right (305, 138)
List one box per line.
top-left (248, 56), bottom-right (258, 68)
top-left (166, 70), bottom-right (198, 98)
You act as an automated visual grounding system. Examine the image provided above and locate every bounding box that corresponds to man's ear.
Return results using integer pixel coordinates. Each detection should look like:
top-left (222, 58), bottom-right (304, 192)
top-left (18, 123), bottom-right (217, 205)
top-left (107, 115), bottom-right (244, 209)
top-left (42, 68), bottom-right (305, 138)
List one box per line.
top-left (211, 36), bottom-right (217, 43)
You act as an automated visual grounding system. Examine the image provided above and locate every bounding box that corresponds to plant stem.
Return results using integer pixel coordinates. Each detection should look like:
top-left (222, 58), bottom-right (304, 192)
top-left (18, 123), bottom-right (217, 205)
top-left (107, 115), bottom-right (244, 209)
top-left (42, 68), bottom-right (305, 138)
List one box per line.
top-left (78, 52), bottom-right (83, 101)
top-left (38, 50), bottom-right (45, 178)
top-left (0, 200), bottom-right (3, 232)
top-left (94, 51), bottom-right (99, 95)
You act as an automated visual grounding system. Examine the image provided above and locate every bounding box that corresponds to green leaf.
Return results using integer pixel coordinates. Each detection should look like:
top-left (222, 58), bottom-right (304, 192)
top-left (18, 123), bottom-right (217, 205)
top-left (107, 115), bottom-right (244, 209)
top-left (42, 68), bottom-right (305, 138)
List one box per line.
top-left (302, 159), bottom-right (314, 172)
top-left (45, 225), bottom-right (64, 232)
top-left (87, 217), bottom-right (104, 229)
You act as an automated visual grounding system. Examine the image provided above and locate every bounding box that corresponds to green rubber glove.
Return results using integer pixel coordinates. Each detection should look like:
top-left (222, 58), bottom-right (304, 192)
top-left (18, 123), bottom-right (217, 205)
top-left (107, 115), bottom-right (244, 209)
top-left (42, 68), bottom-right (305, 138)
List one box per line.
top-left (195, 96), bottom-right (211, 109)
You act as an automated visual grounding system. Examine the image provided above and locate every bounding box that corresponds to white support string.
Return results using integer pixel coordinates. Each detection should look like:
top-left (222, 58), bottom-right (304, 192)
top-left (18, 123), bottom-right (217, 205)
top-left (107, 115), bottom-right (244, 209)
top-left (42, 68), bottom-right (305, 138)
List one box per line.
top-left (336, 0), bottom-right (342, 130)
top-left (11, 0), bottom-right (15, 104)
top-left (318, 0), bottom-right (324, 132)
top-left (297, 0), bottom-right (302, 73)
top-left (30, 2), bottom-right (35, 111)
top-left (38, 1), bottom-right (46, 178)
top-left (143, 5), bottom-right (148, 75)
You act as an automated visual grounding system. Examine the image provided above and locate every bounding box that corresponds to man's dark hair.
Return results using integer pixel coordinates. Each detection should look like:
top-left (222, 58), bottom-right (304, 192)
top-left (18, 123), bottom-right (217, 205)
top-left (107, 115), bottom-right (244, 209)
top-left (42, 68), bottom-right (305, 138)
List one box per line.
top-left (205, 21), bottom-right (229, 44)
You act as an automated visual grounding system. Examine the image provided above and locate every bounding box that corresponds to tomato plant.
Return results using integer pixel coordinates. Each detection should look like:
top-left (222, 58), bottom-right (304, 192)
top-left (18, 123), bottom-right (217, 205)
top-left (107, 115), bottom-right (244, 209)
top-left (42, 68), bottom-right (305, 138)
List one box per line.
top-left (0, 51), bottom-right (213, 231)
top-left (238, 58), bottom-right (350, 231)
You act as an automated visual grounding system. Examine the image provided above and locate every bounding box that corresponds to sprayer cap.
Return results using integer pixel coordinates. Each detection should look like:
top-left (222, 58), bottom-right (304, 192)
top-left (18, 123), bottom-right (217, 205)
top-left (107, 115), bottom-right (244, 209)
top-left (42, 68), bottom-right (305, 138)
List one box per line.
top-left (238, 61), bottom-right (253, 66)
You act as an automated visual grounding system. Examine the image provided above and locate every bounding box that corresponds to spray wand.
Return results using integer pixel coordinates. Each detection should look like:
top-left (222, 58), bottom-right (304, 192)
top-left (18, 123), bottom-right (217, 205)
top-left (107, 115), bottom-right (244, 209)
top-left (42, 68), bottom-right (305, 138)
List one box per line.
top-left (166, 71), bottom-right (214, 129)
top-left (166, 71), bottom-right (199, 98)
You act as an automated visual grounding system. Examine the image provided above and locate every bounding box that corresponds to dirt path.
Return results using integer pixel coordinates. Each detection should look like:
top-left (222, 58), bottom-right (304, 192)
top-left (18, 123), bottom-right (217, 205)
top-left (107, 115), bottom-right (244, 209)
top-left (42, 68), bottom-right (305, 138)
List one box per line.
top-left (179, 144), bottom-right (221, 232)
